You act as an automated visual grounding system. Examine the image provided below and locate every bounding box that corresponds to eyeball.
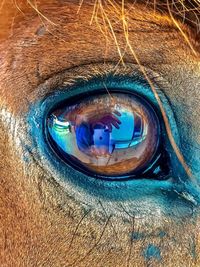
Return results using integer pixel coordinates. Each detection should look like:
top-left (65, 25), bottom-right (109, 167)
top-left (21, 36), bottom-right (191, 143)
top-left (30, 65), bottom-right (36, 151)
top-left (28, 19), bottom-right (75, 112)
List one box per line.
top-left (46, 92), bottom-right (160, 177)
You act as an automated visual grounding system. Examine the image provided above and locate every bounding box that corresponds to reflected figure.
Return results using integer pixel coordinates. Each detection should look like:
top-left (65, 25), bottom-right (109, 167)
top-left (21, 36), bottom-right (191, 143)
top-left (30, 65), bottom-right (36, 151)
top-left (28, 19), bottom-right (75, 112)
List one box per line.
top-left (75, 111), bottom-right (121, 156)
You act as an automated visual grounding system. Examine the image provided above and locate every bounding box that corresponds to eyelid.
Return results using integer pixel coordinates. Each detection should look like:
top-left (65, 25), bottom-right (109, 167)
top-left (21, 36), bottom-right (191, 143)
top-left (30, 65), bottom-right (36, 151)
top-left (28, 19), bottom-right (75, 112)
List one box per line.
top-left (25, 62), bottom-right (185, 202)
top-left (28, 62), bottom-right (168, 106)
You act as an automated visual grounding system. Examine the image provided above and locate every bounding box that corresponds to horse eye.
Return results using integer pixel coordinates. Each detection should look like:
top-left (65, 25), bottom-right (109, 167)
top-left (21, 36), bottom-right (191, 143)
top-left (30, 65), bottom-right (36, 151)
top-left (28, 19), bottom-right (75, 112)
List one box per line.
top-left (46, 92), bottom-right (163, 179)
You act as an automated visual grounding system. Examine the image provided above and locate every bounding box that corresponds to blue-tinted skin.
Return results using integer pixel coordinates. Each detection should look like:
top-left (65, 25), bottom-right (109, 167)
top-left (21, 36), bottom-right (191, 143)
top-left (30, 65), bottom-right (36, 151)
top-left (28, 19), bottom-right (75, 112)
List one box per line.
top-left (143, 244), bottom-right (161, 261)
top-left (132, 230), bottom-right (166, 240)
top-left (26, 74), bottom-right (200, 264)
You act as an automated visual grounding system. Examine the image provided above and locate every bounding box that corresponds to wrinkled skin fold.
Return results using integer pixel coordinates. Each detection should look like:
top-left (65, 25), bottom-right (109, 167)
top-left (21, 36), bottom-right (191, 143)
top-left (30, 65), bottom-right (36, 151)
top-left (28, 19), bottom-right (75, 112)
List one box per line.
top-left (0, 1), bottom-right (200, 266)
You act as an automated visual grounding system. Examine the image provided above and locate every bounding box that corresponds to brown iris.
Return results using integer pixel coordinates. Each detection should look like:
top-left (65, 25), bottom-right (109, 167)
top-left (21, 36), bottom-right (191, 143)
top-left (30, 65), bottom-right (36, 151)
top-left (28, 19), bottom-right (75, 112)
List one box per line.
top-left (47, 93), bottom-right (160, 177)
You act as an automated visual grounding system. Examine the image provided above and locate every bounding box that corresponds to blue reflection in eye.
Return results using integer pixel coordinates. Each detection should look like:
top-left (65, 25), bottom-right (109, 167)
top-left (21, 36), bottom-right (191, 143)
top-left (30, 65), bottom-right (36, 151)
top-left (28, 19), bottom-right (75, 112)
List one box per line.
top-left (47, 92), bottom-right (160, 177)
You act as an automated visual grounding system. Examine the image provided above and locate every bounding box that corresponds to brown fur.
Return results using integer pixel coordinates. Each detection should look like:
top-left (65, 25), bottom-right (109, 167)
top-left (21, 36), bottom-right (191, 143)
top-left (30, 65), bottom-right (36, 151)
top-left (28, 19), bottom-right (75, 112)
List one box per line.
top-left (0, 1), bottom-right (200, 266)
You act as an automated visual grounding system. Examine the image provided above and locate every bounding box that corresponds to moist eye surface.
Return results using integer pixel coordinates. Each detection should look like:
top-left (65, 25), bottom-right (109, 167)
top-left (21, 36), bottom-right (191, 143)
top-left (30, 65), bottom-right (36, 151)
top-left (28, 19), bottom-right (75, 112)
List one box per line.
top-left (47, 92), bottom-right (161, 177)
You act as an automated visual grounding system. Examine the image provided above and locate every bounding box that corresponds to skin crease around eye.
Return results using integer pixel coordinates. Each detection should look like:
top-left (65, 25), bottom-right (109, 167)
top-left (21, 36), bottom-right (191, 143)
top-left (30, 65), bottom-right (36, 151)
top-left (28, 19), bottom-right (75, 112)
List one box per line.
top-left (0, 0), bottom-right (200, 266)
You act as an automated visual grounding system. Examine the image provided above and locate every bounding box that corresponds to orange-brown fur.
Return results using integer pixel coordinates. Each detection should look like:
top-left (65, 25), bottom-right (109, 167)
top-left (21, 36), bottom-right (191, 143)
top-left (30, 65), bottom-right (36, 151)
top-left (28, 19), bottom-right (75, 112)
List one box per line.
top-left (0, 1), bottom-right (200, 266)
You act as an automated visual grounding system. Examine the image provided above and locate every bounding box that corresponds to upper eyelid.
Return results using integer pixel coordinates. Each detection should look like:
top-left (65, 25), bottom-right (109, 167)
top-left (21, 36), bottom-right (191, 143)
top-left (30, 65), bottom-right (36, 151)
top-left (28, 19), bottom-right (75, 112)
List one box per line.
top-left (28, 63), bottom-right (178, 148)
top-left (28, 62), bottom-right (170, 104)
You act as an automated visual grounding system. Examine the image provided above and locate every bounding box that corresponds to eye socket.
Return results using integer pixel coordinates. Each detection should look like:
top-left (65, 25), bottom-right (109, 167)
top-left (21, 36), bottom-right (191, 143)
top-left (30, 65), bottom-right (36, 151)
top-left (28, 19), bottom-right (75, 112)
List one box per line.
top-left (46, 91), bottom-right (167, 179)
